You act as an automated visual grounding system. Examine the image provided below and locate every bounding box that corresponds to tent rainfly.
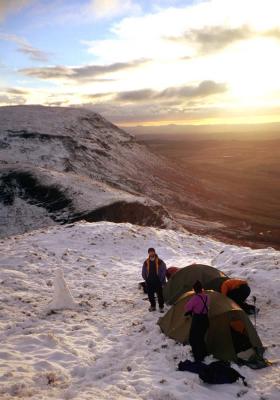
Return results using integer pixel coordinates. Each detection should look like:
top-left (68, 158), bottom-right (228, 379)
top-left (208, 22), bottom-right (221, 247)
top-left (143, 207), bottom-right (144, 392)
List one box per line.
top-left (163, 264), bottom-right (228, 305)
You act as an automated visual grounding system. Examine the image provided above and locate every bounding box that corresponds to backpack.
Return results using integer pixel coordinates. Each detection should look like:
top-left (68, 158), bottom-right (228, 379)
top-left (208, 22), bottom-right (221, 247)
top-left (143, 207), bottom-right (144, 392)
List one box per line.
top-left (199, 361), bottom-right (247, 385)
top-left (177, 359), bottom-right (204, 374)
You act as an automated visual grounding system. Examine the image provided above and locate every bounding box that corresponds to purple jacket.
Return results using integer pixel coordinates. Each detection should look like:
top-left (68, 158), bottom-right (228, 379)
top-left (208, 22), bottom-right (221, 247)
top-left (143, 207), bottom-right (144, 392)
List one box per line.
top-left (184, 292), bottom-right (209, 315)
top-left (142, 256), bottom-right (166, 284)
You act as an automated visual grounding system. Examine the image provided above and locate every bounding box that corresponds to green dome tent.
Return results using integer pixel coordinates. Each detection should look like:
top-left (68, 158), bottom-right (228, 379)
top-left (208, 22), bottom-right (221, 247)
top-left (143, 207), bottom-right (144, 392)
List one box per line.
top-left (163, 264), bottom-right (228, 305)
top-left (158, 290), bottom-right (264, 362)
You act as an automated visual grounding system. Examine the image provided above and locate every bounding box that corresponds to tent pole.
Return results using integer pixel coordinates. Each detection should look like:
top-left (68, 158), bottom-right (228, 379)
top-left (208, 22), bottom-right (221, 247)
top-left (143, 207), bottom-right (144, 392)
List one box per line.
top-left (253, 296), bottom-right (257, 330)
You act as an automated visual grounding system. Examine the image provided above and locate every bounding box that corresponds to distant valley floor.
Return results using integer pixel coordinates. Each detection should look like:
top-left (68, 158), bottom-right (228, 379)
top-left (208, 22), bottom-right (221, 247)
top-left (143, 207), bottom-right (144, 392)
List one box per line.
top-left (136, 134), bottom-right (280, 250)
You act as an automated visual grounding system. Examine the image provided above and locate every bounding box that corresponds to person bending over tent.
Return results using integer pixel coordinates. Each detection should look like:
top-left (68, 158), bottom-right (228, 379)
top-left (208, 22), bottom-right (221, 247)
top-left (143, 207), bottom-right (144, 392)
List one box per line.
top-left (221, 278), bottom-right (256, 314)
top-left (229, 320), bottom-right (268, 368)
top-left (230, 320), bottom-right (252, 355)
top-left (184, 280), bottom-right (210, 362)
top-left (142, 247), bottom-right (167, 312)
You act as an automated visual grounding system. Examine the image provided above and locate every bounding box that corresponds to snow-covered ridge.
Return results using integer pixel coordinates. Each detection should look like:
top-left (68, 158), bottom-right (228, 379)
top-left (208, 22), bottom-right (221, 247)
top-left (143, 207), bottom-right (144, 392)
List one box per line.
top-left (0, 105), bottom-right (157, 183)
top-left (0, 105), bottom-right (131, 140)
top-left (0, 221), bottom-right (279, 399)
top-left (0, 106), bottom-right (183, 237)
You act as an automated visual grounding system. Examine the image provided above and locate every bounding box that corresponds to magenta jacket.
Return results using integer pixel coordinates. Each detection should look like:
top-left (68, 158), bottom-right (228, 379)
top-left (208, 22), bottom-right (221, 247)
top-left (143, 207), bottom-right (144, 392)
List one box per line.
top-left (184, 292), bottom-right (209, 315)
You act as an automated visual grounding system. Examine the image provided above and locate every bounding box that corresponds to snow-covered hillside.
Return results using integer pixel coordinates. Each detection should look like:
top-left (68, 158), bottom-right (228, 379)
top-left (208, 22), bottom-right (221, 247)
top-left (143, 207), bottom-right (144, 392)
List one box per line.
top-left (0, 105), bottom-right (144, 183)
top-left (1, 106), bottom-right (195, 237)
top-left (1, 221), bottom-right (279, 400)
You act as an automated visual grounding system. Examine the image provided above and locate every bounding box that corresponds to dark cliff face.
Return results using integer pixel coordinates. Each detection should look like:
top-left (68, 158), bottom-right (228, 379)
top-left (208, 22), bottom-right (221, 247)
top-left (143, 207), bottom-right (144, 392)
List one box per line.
top-left (0, 171), bottom-right (72, 216)
top-left (0, 170), bottom-right (169, 222)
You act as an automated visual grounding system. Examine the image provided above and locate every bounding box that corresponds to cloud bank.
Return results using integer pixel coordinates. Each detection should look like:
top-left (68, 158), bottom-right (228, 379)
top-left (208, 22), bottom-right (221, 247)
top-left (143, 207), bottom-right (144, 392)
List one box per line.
top-left (0, 33), bottom-right (49, 62)
top-left (116, 81), bottom-right (227, 102)
top-left (19, 59), bottom-right (149, 81)
top-left (169, 25), bottom-right (254, 55)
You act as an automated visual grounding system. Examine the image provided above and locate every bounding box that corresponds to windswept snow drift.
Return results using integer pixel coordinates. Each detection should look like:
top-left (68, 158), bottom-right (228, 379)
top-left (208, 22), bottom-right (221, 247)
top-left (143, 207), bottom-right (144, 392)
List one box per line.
top-left (0, 221), bottom-right (279, 399)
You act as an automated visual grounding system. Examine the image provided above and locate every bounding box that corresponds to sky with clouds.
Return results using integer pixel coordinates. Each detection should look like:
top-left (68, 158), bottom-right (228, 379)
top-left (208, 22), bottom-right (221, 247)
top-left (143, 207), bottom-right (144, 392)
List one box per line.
top-left (1, 0), bottom-right (280, 126)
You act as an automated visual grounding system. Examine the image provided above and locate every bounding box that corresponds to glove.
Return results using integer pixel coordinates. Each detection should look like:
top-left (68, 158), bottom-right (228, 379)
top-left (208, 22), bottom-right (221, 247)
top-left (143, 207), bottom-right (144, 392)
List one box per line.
top-left (184, 311), bottom-right (192, 317)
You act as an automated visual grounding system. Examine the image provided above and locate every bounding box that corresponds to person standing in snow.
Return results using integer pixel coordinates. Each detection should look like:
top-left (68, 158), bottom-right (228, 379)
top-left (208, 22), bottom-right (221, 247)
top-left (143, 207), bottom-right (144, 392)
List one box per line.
top-left (184, 280), bottom-right (210, 362)
top-left (142, 247), bottom-right (166, 312)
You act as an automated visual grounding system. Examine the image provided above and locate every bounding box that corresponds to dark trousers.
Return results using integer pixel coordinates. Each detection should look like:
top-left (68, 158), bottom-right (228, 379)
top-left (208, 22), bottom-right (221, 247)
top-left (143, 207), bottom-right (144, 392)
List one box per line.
top-left (189, 314), bottom-right (209, 362)
top-left (146, 282), bottom-right (164, 308)
top-left (227, 284), bottom-right (250, 308)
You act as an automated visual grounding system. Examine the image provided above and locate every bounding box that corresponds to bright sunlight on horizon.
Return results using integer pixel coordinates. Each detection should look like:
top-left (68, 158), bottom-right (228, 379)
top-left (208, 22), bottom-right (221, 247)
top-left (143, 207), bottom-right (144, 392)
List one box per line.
top-left (1, 0), bottom-right (280, 127)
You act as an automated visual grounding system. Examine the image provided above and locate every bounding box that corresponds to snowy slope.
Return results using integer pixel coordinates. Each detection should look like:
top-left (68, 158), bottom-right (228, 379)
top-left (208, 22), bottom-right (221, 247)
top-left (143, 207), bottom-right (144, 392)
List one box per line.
top-left (0, 222), bottom-right (279, 400)
top-left (0, 105), bottom-right (194, 196)
top-left (0, 105), bottom-right (145, 183)
top-left (1, 106), bottom-right (192, 237)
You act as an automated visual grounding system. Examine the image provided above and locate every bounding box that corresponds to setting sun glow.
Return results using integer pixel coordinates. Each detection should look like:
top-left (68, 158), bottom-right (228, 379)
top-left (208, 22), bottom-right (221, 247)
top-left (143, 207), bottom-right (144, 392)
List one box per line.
top-left (1, 0), bottom-right (280, 127)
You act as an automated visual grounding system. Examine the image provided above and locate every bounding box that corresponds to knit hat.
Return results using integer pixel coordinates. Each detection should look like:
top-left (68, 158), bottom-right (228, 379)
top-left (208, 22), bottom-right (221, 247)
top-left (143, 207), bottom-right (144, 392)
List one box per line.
top-left (148, 247), bottom-right (155, 253)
